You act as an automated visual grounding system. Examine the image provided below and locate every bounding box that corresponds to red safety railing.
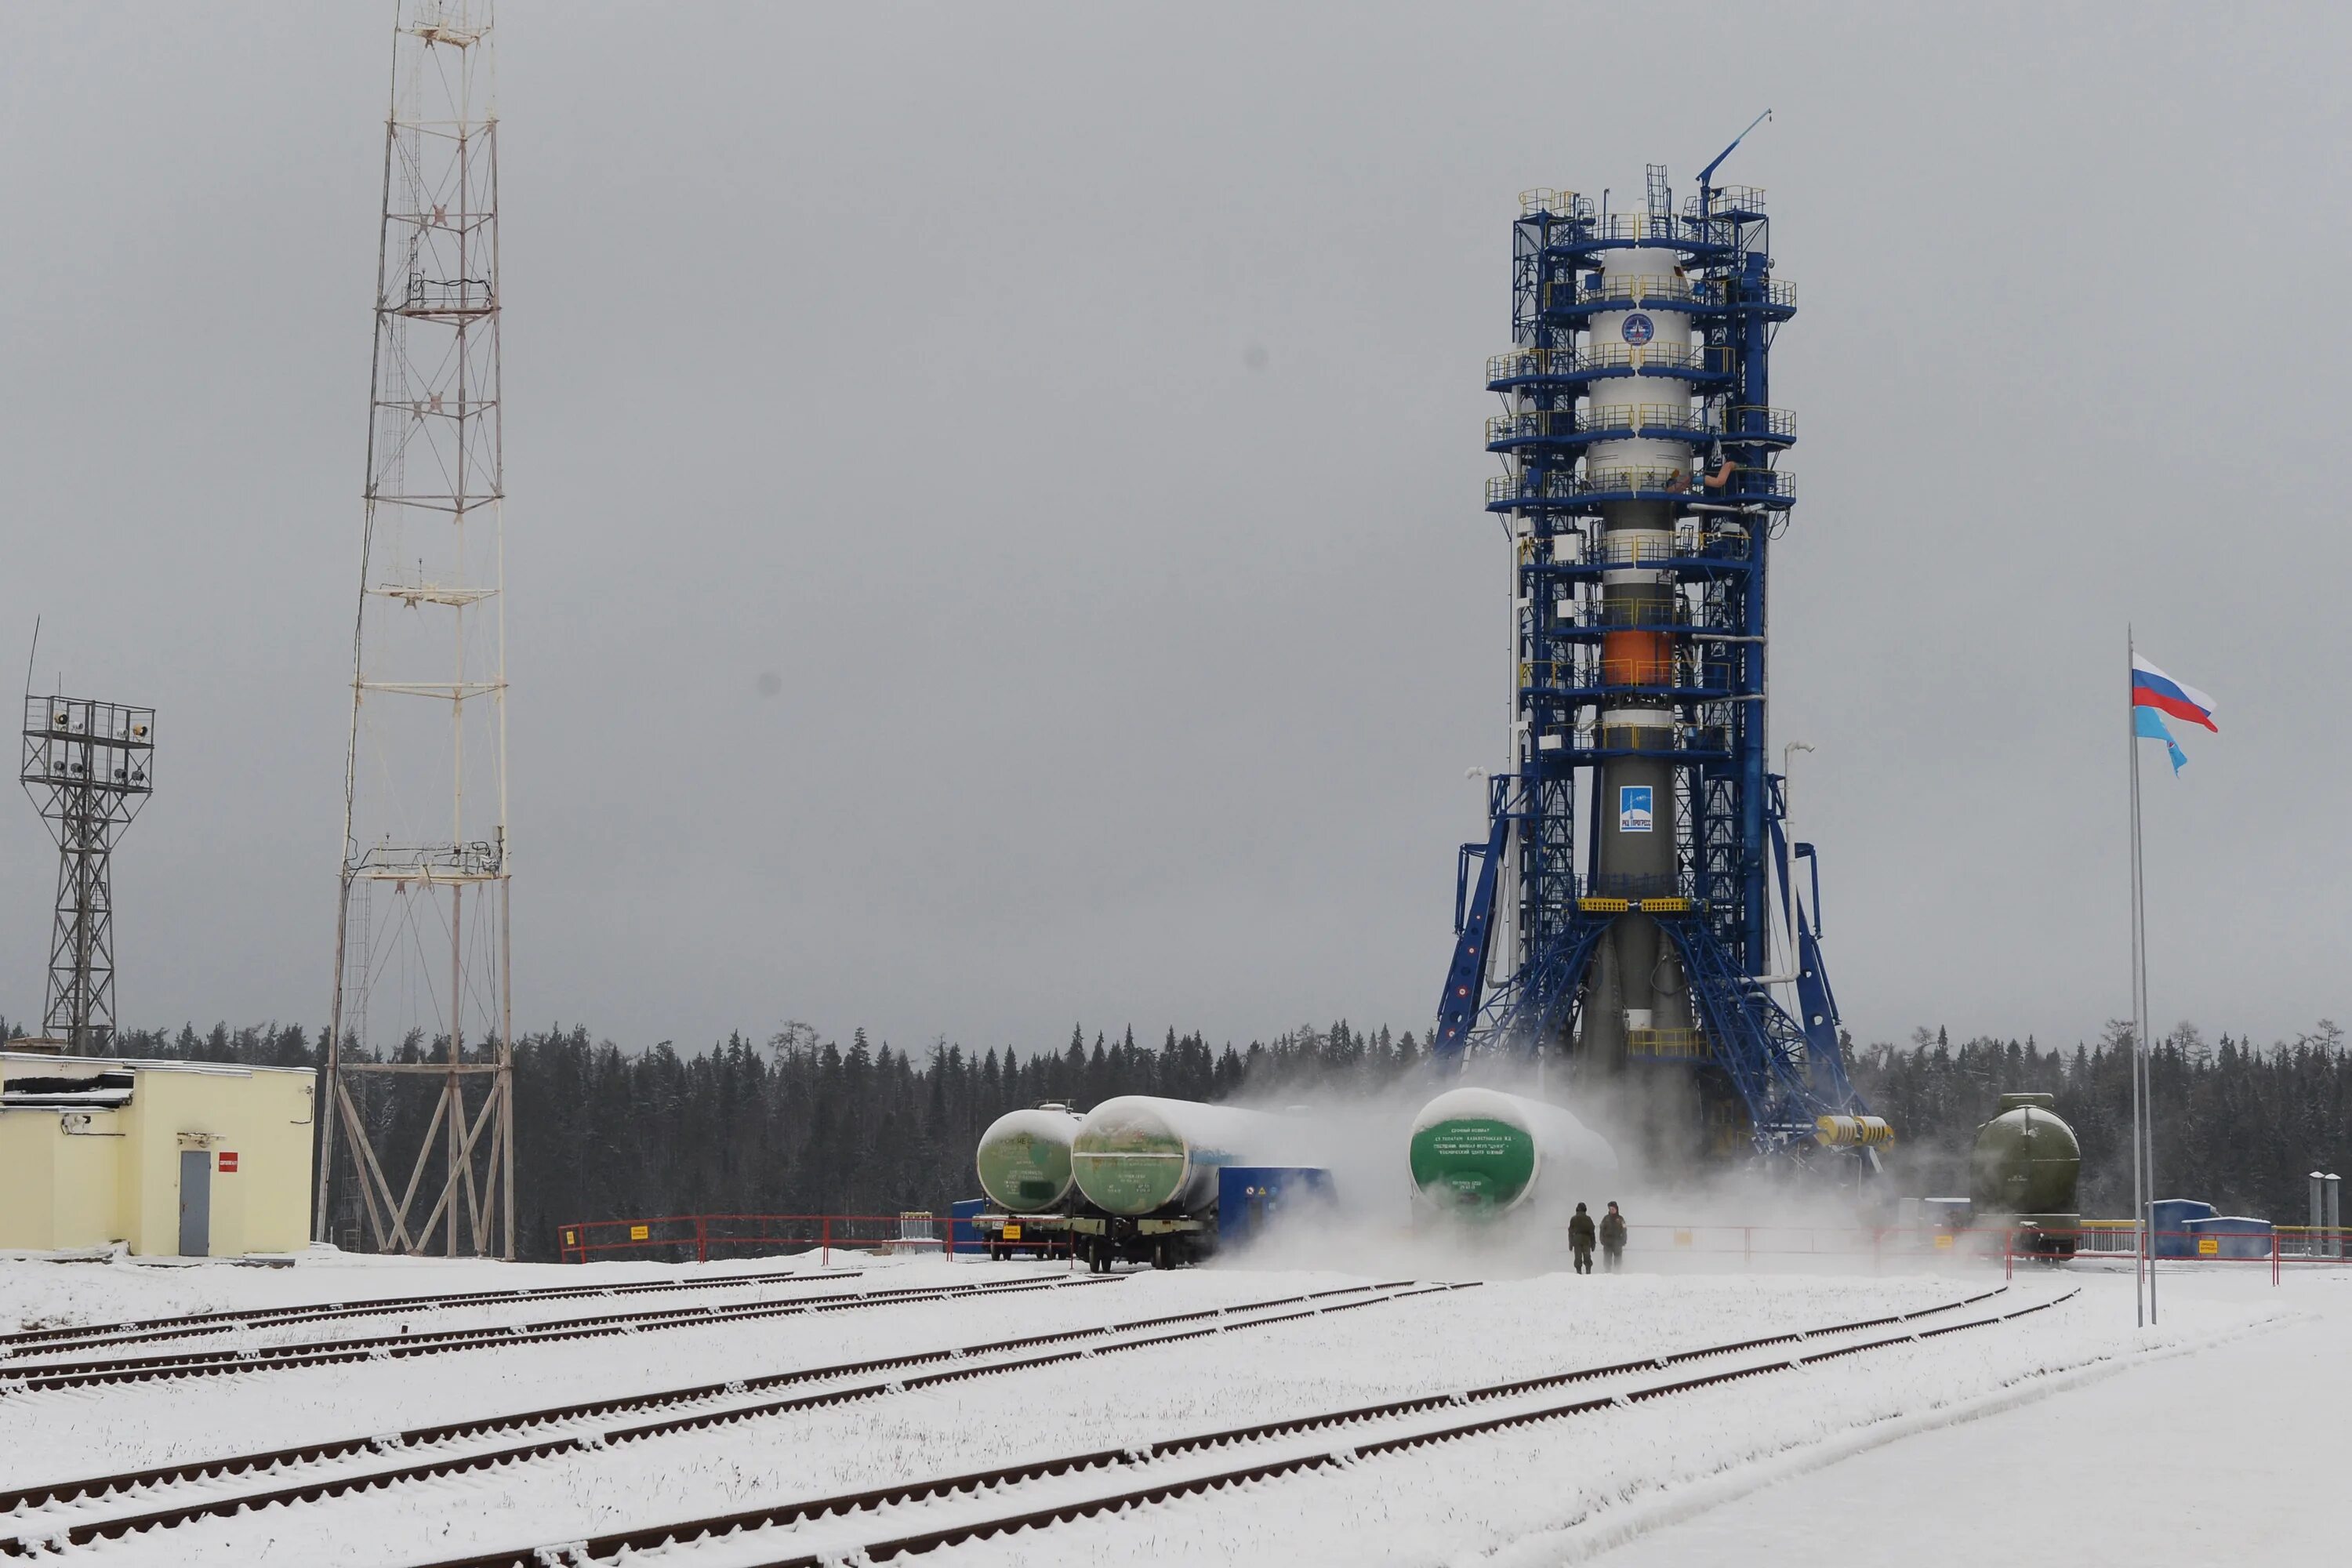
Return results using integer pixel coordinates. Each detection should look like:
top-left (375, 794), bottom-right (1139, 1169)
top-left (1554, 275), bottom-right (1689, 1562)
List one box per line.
top-left (554, 1213), bottom-right (2342, 1274)
top-left (1612, 1222), bottom-right (1926, 1269)
top-left (555, 1212), bottom-right (1074, 1267)
top-left (2001, 1226), bottom-right (2325, 1284)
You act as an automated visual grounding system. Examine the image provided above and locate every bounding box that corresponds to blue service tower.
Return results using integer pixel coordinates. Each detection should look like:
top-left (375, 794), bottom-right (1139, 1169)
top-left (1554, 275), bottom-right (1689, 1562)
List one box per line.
top-left (1432, 147), bottom-right (1884, 1166)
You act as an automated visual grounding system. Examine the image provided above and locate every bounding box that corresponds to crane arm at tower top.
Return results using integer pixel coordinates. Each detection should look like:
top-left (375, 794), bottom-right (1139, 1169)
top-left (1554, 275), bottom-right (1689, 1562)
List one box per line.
top-left (1697, 110), bottom-right (1773, 195)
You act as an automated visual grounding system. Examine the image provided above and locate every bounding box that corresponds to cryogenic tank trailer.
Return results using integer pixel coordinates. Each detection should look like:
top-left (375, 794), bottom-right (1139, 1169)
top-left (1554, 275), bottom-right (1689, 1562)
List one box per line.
top-left (1408, 1087), bottom-right (1618, 1217)
top-left (970, 1103), bottom-right (1083, 1259)
top-left (1969, 1092), bottom-right (2082, 1259)
top-left (1064, 1096), bottom-right (1317, 1271)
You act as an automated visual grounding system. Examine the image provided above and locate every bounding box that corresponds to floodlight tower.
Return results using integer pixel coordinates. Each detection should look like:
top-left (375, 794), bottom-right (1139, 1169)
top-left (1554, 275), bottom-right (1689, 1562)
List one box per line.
top-left (315, 0), bottom-right (515, 1258)
top-left (19, 695), bottom-right (154, 1052)
top-left (1432, 135), bottom-right (1883, 1167)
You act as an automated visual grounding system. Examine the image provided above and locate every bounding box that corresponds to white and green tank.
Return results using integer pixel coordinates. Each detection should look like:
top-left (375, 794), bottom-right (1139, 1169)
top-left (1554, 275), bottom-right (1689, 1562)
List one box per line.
top-left (975, 1105), bottom-right (1083, 1214)
top-left (1407, 1087), bottom-right (1617, 1216)
top-left (1069, 1096), bottom-right (1305, 1217)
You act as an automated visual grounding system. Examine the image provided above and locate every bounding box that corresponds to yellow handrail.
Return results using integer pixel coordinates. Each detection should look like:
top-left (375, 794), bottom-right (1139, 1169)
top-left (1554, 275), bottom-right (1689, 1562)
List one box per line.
top-left (1630, 1028), bottom-right (1710, 1059)
top-left (1588, 402), bottom-right (1704, 434)
top-left (1559, 599), bottom-right (1695, 628)
top-left (1579, 342), bottom-right (1732, 376)
top-left (1519, 187), bottom-right (1582, 217)
top-left (1577, 464), bottom-right (1694, 495)
top-left (1693, 277), bottom-right (1797, 309)
top-left (1722, 404), bottom-right (1796, 439)
top-left (1563, 723), bottom-right (1731, 751)
top-left (1486, 346), bottom-right (1573, 379)
top-left (1486, 404), bottom-right (1712, 443)
top-left (1581, 213), bottom-right (1689, 242)
top-left (1486, 343), bottom-right (1736, 380)
top-left (1544, 275), bottom-right (1698, 309)
top-left (1486, 410), bottom-right (1577, 441)
top-left (1518, 654), bottom-right (1733, 690)
top-left (1694, 183), bottom-right (1767, 214)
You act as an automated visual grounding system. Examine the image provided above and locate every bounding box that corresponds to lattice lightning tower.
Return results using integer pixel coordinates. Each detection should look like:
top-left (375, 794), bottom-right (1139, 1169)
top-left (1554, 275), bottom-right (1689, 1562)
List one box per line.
top-left (316, 0), bottom-right (515, 1258)
top-left (19, 695), bottom-right (154, 1051)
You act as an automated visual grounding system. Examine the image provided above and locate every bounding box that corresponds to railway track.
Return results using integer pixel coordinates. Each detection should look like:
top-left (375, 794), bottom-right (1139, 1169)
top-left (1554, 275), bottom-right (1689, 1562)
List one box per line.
top-left (0, 1265), bottom-right (869, 1360)
top-left (0, 1278), bottom-right (1439, 1557)
top-left (0, 1272), bottom-right (1098, 1396)
top-left (394, 1283), bottom-right (2065, 1568)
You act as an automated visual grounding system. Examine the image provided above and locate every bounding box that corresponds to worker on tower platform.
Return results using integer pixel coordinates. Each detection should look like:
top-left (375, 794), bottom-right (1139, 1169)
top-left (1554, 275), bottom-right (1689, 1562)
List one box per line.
top-left (1600, 1201), bottom-right (1628, 1272)
top-left (1570, 1202), bottom-right (1597, 1275)
top-left (1664, 459), bottom-right (1736, 495)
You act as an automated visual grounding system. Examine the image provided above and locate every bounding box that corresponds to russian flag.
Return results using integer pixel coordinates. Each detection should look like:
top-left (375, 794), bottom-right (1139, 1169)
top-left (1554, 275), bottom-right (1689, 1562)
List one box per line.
top-left (2131, 655), bottom-right (2218, 732)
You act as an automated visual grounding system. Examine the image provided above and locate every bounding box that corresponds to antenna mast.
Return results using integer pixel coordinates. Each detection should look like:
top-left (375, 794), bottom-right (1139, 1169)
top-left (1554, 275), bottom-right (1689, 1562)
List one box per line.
top-left (315, 0), bottom-right (514, 1258)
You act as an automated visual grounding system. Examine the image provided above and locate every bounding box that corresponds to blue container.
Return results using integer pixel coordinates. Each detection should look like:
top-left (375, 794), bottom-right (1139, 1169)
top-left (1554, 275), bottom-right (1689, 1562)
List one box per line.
top-left (1217, 1167), bottom-right (1335, 1247)
top-left (2183, 1215), bottom-right (2273, 1260)
top-left (949, 1197), bottom-right (989, 1257)
top-left (2151, 1198), bottom-right (2219, 1258)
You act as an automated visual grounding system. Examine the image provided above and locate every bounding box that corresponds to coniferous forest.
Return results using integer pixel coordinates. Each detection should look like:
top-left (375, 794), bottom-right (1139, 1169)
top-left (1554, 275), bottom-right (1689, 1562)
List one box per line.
top-left (5, 1012), bottom-right (2345, 1262)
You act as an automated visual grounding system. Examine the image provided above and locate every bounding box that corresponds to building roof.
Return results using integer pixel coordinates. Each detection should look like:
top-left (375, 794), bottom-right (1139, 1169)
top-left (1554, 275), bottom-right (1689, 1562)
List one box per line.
top-left (0, 1051), bottom-right (315, 1079)
top-left (2, 1053), bottom-right (314, 1112)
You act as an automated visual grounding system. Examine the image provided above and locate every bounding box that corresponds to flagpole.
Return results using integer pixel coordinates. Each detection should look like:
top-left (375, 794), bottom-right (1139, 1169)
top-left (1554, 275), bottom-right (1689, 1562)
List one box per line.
top-left (2142, 857), bottom-right (2160, 1327)
top-left (2127, 626), bottom-right (2147, 1327)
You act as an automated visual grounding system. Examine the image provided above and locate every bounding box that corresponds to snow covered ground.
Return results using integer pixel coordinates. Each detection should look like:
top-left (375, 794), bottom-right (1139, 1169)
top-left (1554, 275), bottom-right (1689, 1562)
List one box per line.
top-left (0, 1246), bottom-right (2321, 1566)
top-left (1594, 1265), bottom-right (2347, 1567)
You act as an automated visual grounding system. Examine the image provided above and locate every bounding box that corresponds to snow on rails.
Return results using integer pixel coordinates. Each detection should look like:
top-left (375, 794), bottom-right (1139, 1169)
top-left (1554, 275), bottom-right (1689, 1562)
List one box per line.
top-left (0, 1258), bottom-right (2190, 1568)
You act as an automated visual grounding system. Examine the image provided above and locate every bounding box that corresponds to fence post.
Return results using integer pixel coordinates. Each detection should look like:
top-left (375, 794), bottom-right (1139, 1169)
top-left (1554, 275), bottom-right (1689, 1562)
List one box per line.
top-left (2005, 1229), bottom-right (2016, 1280)
top-left (2273, 1229), bottom-right (2280, 1287)
top-left (695, 1215), bottom-right (709, 1265)
top-left (822, 1215), bottom-right (831, 1269)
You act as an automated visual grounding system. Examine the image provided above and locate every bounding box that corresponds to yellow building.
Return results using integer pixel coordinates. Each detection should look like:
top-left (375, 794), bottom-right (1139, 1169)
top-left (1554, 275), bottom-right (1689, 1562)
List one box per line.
top-left (0, 1049), bottom-right (317, 1257)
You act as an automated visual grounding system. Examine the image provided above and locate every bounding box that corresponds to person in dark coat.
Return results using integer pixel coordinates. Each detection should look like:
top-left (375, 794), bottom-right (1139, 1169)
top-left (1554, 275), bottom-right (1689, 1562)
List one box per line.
top-left (1599, 1201), bottom-right (1628, 1272)
top-left (1569, 1202), bottom-right (1596, 1275)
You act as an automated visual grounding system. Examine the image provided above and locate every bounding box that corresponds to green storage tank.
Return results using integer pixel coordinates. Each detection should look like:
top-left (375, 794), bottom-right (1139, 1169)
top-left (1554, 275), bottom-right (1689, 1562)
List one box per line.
top-left (1406, 1087), bottom-right (1617, 1217)
top-left (1069, 1096), bottom-right (1307, 1218)
top-left (1969, 1092), bottom-right (2082, 1246)
top-left (975, 1104), bottom-right (1082, 1214)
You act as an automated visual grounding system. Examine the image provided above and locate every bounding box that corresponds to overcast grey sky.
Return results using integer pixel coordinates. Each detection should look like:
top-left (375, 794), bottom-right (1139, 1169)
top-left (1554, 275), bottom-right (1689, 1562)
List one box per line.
top-left (3, 2), bottom-right (2345, 1059)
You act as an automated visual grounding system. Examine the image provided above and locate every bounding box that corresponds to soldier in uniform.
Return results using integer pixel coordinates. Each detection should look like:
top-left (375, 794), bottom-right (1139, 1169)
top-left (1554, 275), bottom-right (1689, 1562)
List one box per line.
top-left (1599, 1200), bottom-right (1628, 1272)
top-left (1569, 1202), bottom-right (1597, 1275)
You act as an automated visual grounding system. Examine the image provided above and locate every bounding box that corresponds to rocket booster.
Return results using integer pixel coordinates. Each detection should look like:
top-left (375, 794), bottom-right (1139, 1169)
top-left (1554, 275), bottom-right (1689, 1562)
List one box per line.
top-left (1579, 245), bottom-right (1696, 1065)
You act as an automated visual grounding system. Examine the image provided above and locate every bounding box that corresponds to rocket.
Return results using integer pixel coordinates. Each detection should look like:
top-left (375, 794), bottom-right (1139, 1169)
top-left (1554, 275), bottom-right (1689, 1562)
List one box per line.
top-left (1575, 247), bottom-right (1700, 1067)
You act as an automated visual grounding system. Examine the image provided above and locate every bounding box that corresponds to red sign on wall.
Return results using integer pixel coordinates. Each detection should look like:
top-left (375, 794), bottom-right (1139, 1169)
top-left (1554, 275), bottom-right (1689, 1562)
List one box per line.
top-left (218, 1152), bottom-right (239, 1173)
